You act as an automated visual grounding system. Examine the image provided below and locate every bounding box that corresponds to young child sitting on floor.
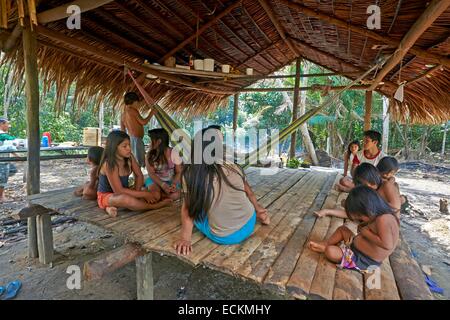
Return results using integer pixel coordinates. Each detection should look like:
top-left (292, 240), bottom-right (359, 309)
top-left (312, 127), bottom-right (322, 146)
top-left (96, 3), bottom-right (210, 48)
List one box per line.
top-left (377, 156), bottom-right (407, 207)
top-left (316, 163), bottom-right (401, 219)
top-left (343, 140), bottom-right (360, 178)
top-left (145, 128), bottom-right (182, 201)
top-left (174, 129), bottom-right (270, 256)
top-left (74, 146), bottom-right (104, 200)
top-left (336, 130), bottom-right (385, 192)
top-left (309, 186), bottom-right (399, 272)
top-left (97, 131), bottom-right (171, 217)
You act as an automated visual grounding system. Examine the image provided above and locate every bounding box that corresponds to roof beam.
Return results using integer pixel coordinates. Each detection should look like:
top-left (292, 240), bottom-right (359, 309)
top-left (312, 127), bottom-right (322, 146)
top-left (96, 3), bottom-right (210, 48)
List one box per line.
top-left (37, 0), bottom-right (114, 24)
top-left (389, 35), bottom-right (449, 80)
top-left (159, 0), bottom-right (243, 63)
top-left (35, 25), bottom-right (235, 95)
top-left (405, 64), bottom-right (443, 87)
top-left (368, 0), bottom-right (450, 91)
top-left (239, 85), bottom-right (370, 92)
top-left (278, 0), bottom-right (450, 68)
top-left (2, 23), bottom-right (22, 52)
top-left (256, 0), bottom-right (299, 56)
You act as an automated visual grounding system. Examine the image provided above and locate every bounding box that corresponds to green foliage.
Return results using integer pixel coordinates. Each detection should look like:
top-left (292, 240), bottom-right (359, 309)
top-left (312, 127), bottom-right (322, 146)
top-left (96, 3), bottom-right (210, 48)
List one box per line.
top-left (1, 61), bottom-right (447, 155)
top-left (286, 158), bottom-right (300, 168)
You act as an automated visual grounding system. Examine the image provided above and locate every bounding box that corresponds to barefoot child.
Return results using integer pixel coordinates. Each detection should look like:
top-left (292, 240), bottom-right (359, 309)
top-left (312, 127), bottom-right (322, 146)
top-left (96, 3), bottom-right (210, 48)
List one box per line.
top-left (74, 146), bottom-right (104, 200)
top-left (97, 131), bottom-right (171, 217)
top-left (377, 156), bottom-right (407, 206)
top-left (145, 128), bottom-right (182, 201)
top-left (343, 140), bottom-right (360, 178)
top-left (336, 130), bottom-right (385, 192)
top-left (316, 163), bottom-right (401, 219)
top-left (310, 186), bottom-right (399, 272)
top-left (174, 130), bottom-right (270, 255)
top-left (120, 92), bottom-right (157, 167)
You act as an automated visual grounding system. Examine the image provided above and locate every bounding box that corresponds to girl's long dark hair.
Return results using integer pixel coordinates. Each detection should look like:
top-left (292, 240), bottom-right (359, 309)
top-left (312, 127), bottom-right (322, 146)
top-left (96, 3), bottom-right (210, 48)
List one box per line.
top-left (353, 163), bottom-right (382, 188)
top-left (148, 128), bottom-right (170, 166)
top-left (99, 131), bottom-right (130, 174)
top-left (182, 130), bottom-right (245, 222)
top-left (347, 140), bottom-right (360, 154)
top-left (345, 185), bottom-right (396, 221)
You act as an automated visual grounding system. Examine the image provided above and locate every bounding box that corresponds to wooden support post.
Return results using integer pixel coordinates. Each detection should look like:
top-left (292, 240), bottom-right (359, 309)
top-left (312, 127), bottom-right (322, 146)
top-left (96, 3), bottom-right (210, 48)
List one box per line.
top-left (36, 213), bottom-right (54, 265)
top-left (84, 243), bottom-right (143, 281)
top-left (136, 253), bottom-right (154, 300)
top-left (364, 91), bottom-right (373, 131)
top-left (27, 216), bottom-right (38, 258)
top-left (233, 93), bottom-right (239, 134)
top-left (382, 97), bottom-right (390, 154)
top-left (290, 58), bottom-right (301, 159)
top-left (442, 122), bottom-right (448, 156)
top-left (23, 24), bottom-right (41, 259)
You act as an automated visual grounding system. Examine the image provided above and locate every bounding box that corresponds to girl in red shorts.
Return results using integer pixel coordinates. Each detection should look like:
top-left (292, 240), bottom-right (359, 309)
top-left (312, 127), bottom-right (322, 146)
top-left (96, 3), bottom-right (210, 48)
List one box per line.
top-left (97, 131), bottom-right (171, 217)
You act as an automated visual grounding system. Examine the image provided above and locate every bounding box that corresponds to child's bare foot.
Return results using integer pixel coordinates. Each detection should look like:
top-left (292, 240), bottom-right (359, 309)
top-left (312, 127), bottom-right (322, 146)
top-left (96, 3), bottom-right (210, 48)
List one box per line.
top-left (106, 206), bottom-right (118, 217)
top-left (309, 241), bottom-right (327, 253)
top-left (256, 208), bottom-right (270, 225)
top-left (0, 196), bottom-right (7, 203)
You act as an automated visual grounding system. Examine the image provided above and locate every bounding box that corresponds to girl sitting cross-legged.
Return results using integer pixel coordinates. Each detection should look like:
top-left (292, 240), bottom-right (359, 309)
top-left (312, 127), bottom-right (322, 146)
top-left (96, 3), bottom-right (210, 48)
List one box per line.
top-left (145, 128), bottom-right (182, 201)
top-left (97, 131), bottom-right (172, 217)
top-left (174, 129), bottom-right (270, 256)
top-left (309, 186), bottom-right (400, 272)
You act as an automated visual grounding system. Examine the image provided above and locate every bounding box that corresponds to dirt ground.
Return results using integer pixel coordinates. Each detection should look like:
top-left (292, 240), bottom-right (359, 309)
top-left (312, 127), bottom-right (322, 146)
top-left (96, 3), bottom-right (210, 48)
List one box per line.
top-left (0, 159), bottom-right (449, 300)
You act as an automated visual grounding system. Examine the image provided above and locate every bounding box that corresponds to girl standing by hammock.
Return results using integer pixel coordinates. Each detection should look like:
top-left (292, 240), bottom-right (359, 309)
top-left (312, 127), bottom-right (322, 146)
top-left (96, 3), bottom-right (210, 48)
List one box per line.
top-left (97, 131), bottom-right (171, 217)
top-left (174, 129), bottom-right (270, 255)
top-left (145, 128), bottom-right (182, 201)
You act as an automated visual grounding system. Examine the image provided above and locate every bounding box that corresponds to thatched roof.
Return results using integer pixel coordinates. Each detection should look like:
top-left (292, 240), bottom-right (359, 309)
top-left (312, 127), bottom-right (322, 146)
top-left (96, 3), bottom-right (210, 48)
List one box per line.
top-left (1, 0), bottom-right (449, 123)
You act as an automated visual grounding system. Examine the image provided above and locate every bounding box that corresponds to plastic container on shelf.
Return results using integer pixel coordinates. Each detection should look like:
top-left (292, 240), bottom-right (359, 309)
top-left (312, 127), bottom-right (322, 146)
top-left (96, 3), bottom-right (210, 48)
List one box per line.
top-left (203, 58), bottom-right (215, 72)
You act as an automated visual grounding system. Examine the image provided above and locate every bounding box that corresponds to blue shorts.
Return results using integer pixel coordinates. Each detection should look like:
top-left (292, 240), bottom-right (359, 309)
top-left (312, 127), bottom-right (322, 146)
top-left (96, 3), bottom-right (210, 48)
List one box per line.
top-left (194, 211), bottom-right (256, 245)
top-left (144, 177), bottom-right (181, 189)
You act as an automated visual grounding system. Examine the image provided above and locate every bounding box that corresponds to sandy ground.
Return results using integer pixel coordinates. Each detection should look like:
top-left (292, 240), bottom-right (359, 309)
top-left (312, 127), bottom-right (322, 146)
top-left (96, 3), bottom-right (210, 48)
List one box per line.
top-left (0, 159), bottom-right (449, 300)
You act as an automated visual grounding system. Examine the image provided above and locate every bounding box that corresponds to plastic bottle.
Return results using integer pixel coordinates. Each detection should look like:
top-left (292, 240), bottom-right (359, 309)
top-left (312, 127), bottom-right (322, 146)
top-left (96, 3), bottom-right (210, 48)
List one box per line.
top-left (41, 136), bottom-right (49, 148)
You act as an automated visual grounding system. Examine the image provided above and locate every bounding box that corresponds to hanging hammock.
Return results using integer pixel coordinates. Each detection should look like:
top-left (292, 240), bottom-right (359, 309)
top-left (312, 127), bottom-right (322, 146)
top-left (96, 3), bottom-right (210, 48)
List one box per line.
top-left (128, 60), bottom-right (383, 169)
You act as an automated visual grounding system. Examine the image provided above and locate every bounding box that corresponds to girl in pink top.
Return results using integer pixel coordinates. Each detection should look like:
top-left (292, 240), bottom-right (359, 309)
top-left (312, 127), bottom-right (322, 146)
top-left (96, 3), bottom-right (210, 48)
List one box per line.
top-left (145, 128), bottom-right (182, 201)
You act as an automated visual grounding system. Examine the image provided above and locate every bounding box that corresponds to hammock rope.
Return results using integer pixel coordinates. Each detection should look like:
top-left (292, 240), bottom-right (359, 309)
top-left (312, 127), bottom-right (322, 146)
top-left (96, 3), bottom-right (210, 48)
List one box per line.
top-left (128, 59), bottom-right (385, 169)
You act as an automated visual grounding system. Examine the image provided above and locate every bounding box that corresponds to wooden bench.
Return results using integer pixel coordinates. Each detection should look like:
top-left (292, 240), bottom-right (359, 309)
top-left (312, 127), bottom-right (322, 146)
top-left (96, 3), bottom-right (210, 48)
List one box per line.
top-left (21, 167), bottom-right (433, 300)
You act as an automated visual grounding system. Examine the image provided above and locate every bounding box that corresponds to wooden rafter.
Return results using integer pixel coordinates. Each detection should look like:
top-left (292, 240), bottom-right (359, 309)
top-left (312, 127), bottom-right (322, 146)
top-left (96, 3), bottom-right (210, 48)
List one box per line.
top-left (211, 0), bottom-right (277, 69)
top-left (39, 39), bottom-right (122, 72)
top-left (37, 0), bottom-right (114, 24)
top-left (257, 0), bottom-right (299, 56)
top-left (93, 8), bottom-right (168, 55)
top-left (405, 64), bottom-right (444, 87)
top-left (2, 23), bottom-right (22, 52)
top-left (239, 85), bottom-right (370, 92)
top-left (35, 25), bottom-right (235, 95)
top-left (278, 0), bottom-right (450, 68)
top-left (196, 72), bottom-right (361, 84)
top-left (160, 0), bottom-right (243, 63)
top-left (389, 35), bottom-right (449, 80)
top-left (133, 0), bottom-right (185, 40)
top-left (81, 16), bottom-right (159, 60)
top-left (368, 0), bottom-right (450, 91)
top-left (289, 37), bottom-right (362, 72)
top-left (237, 40), bottom-right (285, 69)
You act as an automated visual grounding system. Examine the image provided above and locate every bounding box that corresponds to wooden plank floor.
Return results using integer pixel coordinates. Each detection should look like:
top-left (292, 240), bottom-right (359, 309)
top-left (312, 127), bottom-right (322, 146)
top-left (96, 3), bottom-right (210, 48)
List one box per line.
top-left (28, 167), bottom-right (424, 300)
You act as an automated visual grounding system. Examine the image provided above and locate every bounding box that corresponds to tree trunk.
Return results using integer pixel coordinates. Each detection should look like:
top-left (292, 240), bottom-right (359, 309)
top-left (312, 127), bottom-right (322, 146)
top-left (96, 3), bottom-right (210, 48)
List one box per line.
top-left (382, 96), bottom-right (390, 154)
top-left (442, 123), bottom-right (448, 156)
top-left (278, 62), bottom-right (319, 165)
